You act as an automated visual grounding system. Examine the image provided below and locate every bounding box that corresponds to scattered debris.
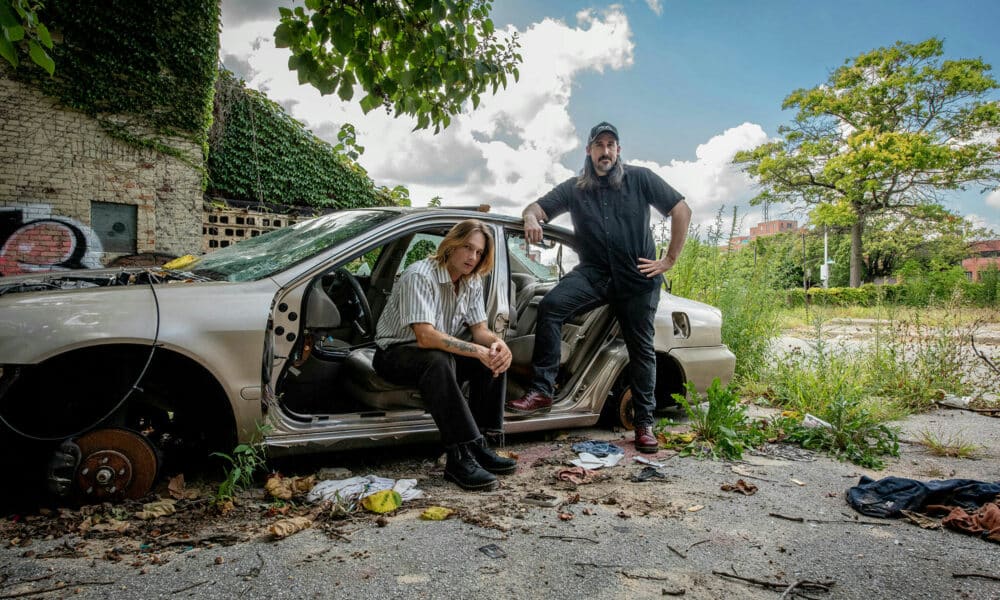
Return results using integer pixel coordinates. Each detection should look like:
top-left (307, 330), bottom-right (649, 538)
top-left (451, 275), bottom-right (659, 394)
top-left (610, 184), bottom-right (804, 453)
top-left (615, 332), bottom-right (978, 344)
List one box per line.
top-left (570, 452), bottom-right (623, 469)
top-left (265, 474), bottom-right (317, 500)
top-left (135, 499), bottom-right (176, 520)
top-left (686, 505), bottom-right (704, 512)
top-left (712, 570), bottom-right (835, 597)
top-left (521, 492), bottom-right (560, 507)
top-left (631, 466), bottom-right (669, 482)
top-left (268, 516), bottom-right (312, 539)
top-left (478, 543), bottom-right (505, 558)
top-left (360, 490), bottom-right (402, 514)
top-left (633, 456), bottom-right (666, 468)
top-left (420, 506), bottom-right (454, 521)
top-left (720, 479), bottom-right (758, 495)
top-left (556, 467), bottom-right (598, 485)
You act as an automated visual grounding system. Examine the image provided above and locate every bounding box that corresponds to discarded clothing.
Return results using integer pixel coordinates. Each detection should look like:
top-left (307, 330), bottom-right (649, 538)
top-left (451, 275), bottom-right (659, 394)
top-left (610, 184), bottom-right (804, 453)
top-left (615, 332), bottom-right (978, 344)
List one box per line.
top-left (570, 451), bottom-right (623, 469)
top-left (306, 475), bottom-right (424, 505)
top-left (570, 440), bottom-right (624, 457)
top-left (942, 502), bottom-right (1000, 543)
top-left (556, 466), bottom-right (597, 485)
top-left (846, 476), bottom-right (1000, 518)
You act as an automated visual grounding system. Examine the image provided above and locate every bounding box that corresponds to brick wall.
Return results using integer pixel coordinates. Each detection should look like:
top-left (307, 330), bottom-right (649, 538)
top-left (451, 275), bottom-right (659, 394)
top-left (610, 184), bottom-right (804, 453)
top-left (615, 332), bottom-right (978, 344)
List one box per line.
top-left (0, 77), bottom-right (204, 275)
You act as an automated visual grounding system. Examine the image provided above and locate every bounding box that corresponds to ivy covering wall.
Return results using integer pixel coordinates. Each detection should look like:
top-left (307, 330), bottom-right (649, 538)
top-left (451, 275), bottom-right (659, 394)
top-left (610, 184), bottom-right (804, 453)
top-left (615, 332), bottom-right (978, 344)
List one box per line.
top-left (207, 68), bottom-right (394, 209)
top-left (13, 0), bottom-right (220, 163)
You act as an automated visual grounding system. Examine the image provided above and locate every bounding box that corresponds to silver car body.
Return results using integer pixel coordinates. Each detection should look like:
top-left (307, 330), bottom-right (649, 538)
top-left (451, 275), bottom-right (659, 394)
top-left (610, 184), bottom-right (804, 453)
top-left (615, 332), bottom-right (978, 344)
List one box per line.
top-left (0, 208), bottom-right (734, 462)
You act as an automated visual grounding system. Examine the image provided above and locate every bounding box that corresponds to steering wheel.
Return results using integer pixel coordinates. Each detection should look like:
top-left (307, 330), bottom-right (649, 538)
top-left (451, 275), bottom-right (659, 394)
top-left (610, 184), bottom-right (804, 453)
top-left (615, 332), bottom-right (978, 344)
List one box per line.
top-left (333, 267), bottom-right (375, 338)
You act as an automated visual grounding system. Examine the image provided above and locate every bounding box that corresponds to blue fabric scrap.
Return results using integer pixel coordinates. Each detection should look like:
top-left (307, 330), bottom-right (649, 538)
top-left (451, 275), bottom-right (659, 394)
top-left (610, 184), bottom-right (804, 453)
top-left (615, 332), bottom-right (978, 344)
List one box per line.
top-left (571, 440), bottom-right (625, 457)
top-left (846, 476), bottom-right (1000, 519)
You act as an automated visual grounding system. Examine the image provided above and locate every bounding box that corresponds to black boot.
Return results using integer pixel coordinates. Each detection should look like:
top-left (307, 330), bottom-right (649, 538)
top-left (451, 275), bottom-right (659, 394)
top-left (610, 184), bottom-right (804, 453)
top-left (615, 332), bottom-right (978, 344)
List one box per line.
top-left (468, 437), bottom-right (517, 475)
top-left (444, 444), bottom-right (497, 491)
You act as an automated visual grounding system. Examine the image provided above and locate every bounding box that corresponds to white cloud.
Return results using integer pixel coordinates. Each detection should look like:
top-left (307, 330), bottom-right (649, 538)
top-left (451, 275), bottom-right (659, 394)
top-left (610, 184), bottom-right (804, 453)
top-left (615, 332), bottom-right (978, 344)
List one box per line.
top-left (644, 0), bottom-right (664, 16)
top-left (987, 189), bottom-right (1000, 209)
top-left (219, 7), bottom-right (635, 215)
top-left (628, 122), bottom-right (774, 232)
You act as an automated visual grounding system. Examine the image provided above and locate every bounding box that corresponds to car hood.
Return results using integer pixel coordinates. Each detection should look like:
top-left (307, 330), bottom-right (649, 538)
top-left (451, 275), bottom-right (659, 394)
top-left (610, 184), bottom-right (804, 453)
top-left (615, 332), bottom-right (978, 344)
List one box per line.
top-left (0, 271), bottom-right (279, 365)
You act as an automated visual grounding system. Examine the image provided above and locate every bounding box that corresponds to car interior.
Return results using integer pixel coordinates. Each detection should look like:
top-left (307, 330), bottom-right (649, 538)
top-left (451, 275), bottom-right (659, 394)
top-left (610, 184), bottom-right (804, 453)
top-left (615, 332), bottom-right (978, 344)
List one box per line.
top-left (275, 225), bottom-right (616, 419)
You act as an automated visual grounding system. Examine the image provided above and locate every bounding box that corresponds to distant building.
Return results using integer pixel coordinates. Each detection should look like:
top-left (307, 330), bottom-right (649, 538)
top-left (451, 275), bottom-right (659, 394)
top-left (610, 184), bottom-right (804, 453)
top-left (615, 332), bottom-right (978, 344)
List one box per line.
top-left (726, 220), bottom-right (798, 249)
top-left (962, 240), bottom-right (1000, 281)
top-left (750, 219), bottom-right (798, 238)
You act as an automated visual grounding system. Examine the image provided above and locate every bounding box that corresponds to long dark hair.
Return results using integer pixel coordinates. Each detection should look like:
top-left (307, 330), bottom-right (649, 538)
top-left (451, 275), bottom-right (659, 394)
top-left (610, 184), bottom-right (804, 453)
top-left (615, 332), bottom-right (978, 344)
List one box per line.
top-left (576, 155), bottom-right (624, 191)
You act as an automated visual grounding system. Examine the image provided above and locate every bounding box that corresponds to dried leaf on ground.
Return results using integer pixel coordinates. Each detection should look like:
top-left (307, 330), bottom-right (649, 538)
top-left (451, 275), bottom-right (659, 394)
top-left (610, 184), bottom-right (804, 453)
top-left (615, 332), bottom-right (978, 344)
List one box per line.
top-left (135, 499), bottom-right (177, 520)
top-left (720, 479), bottom-right (758, 495)
top-left (269, 516), bottom-right (312, 539)
top-left (265, 474), bottom-right (318, 500)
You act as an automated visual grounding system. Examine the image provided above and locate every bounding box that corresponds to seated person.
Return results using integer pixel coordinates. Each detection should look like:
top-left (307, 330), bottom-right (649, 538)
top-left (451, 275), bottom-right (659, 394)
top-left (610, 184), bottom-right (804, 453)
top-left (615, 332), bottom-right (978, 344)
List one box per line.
top-left (373, 220), bottom-right (515, 491)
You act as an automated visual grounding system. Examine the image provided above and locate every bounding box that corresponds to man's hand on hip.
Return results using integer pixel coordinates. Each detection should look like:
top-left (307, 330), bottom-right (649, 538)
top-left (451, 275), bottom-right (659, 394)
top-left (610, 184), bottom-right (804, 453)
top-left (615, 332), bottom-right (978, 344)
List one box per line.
top-left (637, 253), bottom-right (676, 278)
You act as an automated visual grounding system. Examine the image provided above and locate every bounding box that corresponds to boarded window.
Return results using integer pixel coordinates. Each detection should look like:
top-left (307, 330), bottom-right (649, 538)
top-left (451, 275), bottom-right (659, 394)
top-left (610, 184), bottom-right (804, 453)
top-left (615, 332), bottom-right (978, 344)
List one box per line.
top-left (91, 201), bottom-right (137, 253)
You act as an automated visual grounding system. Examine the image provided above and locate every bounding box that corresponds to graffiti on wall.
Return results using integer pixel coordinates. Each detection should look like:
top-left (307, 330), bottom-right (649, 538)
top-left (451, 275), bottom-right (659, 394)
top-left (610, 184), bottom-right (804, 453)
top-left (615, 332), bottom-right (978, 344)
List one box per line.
top-left (0, 207), bottom-right (104, 276)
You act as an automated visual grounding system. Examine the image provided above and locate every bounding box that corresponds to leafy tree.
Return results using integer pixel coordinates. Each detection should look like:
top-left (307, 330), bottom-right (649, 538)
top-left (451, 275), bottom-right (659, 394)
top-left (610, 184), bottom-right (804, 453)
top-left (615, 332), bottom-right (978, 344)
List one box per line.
top-left (735, 38), bottom-right (1000, 287)
top-left (861, 206), bottom-right (987, 280)
top-left (275, 0), bottom-right (521, 133)
top-left (0, 0), bottom-right (54, 74)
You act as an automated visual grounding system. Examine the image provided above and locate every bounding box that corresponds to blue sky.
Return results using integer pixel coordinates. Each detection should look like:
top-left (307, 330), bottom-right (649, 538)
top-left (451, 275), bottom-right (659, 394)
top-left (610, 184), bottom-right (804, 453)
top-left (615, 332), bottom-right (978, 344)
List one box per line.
top-left (220, 1), bottom-right (1000, 233)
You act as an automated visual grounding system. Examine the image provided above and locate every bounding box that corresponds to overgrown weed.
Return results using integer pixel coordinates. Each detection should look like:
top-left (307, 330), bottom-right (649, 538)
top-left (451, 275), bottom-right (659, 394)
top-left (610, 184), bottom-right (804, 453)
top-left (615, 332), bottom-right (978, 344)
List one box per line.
top-left (212, 423), bottom-right (272, 503)
top-left (918, 430), bottom-right (980, 459)
top-left (661, 379), bottom-right (764, 460)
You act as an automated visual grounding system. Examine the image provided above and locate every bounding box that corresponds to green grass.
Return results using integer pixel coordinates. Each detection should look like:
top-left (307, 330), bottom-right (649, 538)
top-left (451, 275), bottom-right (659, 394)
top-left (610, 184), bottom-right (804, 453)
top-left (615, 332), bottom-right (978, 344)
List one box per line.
top-left (917, 430), bottom-right (980, 459)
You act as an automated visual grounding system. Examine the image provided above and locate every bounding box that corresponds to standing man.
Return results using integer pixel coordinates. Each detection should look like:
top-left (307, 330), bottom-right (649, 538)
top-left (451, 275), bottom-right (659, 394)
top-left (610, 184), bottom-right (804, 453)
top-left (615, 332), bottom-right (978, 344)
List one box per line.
top-left (506, 122), bottom-right (692, 454)
top-left (374, 219), bottom-right (516, 491)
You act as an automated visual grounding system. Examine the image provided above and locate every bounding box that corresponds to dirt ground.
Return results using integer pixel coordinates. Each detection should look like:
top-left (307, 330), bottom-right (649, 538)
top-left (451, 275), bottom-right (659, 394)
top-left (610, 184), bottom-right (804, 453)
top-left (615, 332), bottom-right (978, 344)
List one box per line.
top-left (1, 321), bottom-right (998, 599)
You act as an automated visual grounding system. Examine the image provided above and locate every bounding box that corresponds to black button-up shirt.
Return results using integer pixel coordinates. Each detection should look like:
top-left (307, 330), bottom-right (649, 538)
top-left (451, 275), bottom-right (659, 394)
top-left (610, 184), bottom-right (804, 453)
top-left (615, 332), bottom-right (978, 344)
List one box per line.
top-left (537, 165), bottom-right (684, 297)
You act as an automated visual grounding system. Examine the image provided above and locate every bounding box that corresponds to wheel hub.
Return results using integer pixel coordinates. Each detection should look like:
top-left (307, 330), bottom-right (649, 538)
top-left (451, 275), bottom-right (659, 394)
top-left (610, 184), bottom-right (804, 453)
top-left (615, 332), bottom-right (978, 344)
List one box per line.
top-left (75, 428), bottom-right (158, 500)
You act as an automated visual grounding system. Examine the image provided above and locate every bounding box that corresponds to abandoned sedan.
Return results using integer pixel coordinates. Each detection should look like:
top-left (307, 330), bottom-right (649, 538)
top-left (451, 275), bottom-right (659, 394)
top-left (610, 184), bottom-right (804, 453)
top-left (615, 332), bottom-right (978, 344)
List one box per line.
top-left (0, 208), bottom-right (734, 501)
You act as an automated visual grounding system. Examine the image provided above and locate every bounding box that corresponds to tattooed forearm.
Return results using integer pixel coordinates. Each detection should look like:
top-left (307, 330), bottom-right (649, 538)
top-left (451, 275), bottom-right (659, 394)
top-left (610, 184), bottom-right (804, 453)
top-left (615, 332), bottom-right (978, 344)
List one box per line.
top-left (443, 337), bottom-right (477, 353)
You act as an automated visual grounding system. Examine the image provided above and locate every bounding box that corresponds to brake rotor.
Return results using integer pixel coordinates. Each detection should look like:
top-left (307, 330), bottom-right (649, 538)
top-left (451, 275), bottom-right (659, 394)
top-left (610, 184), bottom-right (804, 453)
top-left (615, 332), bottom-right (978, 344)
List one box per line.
top-left (75, 428), bottom-right (159, 500)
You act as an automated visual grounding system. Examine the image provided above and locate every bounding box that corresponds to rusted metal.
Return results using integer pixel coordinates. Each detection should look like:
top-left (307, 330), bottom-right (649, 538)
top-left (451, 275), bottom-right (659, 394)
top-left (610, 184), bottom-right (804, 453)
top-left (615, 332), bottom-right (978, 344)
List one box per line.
top-left (75, 428), bottom-right (158, 500)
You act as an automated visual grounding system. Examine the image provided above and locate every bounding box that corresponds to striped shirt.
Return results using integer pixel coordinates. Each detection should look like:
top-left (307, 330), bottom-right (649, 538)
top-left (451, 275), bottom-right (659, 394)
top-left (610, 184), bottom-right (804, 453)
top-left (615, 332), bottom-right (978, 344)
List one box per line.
top-left (375, 258), bottom-right (487, 349)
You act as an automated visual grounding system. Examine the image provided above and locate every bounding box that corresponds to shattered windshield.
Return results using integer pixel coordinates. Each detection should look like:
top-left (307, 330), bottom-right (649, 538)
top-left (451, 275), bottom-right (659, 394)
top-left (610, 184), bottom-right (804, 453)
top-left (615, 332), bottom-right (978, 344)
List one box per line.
top-left (189, 210), bottom-right (398, 282)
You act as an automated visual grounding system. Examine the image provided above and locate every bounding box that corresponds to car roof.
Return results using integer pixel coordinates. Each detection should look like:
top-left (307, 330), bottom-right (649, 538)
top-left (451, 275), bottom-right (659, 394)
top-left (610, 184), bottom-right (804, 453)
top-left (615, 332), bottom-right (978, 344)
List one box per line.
top-left (364, 206), bottom-right (572, 236)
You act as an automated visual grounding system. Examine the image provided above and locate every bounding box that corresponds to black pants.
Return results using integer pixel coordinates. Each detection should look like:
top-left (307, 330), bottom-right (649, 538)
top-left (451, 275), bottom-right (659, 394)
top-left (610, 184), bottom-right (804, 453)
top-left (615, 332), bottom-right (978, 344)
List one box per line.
top-left (373, 343), bottom-right (505, 446)
top-left (529, 271), bottom-right (660, 427)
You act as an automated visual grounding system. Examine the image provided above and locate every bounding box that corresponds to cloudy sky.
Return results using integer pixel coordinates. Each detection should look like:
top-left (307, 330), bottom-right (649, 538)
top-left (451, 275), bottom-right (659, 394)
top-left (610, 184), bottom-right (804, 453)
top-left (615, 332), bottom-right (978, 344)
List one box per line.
top-left (219, 0), bottom-right (1000, 234)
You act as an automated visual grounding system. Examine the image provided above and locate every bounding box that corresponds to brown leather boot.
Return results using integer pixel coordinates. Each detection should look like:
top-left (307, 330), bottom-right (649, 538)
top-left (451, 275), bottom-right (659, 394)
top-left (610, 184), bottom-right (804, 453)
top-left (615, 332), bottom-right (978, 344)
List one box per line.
top-left (635, 425), bottom-right (658, 454)
top-left (505, 390), bottom-right (553, 416)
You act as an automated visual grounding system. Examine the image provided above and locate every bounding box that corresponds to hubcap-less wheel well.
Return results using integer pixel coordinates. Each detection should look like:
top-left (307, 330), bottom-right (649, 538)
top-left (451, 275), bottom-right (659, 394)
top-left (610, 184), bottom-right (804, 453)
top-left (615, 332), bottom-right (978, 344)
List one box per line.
top-left (1, 345), bottom-right (237, 493)
top-left (601, 353), bottom-right (686, 430)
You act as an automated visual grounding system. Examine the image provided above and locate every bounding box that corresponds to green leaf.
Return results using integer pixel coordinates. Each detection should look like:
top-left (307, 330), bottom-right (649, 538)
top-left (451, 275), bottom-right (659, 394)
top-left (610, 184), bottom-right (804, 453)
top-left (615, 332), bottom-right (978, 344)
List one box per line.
top-left (278, 6), bottom-right (292, 18)
top-left (5, 24), bottom-right (24, 42)
top-left (359, 93), bottom-right (379, 113)
top-left (274, 22), bottom-right (293, 48)
top-left (35, 22), bottom-right (51, 49)
top-left (0, 3), bottom-right (18, 29)
top-left (28, 40), bottom-right (53, 75)
top-left (0, 35), bottom-right (16, 68)
top-left (337, 77), bottom-right (354, 101)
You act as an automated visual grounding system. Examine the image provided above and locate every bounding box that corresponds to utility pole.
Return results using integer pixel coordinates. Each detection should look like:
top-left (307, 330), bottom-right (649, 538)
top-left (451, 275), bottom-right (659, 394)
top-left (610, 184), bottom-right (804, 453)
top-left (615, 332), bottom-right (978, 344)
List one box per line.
top-left (821, 226), bottom-right (829, 289)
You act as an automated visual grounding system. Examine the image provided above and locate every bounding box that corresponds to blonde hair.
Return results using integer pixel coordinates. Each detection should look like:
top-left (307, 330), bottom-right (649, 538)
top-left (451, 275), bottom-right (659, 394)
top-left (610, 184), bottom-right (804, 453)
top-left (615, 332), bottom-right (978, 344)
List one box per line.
top-left (432, 219), bottom-right (495, 277)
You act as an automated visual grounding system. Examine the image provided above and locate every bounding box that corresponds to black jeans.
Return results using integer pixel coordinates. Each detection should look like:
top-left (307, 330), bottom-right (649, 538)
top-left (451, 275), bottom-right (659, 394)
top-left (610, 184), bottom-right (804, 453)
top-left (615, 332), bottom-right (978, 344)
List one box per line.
top-left (529, 270), bottom-right (660, 427)
top-left (372, 343), bottom-right (505, 446)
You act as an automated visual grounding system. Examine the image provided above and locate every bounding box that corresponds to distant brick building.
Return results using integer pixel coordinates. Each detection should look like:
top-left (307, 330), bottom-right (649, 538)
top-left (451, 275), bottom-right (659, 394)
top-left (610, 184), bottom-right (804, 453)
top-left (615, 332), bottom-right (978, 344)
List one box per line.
top-left (727, 220), bottom-right (799, 250)
top-left (962, 240), bottom-right (1000, 281)
top-left (750, 219), bottom-right (797, 238)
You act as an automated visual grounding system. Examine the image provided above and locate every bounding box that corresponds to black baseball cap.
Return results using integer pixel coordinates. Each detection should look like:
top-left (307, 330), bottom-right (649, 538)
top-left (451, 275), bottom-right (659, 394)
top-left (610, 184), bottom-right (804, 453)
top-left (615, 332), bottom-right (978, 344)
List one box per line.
top-left (587, 122), bottom-right (619, 144)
